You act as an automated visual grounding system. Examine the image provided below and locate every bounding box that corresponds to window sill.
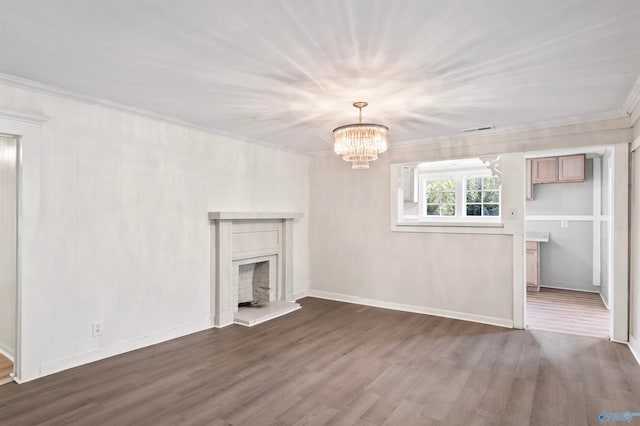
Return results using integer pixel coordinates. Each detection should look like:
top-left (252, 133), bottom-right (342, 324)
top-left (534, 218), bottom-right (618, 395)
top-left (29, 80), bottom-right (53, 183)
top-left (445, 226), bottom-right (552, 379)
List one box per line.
top-left (391, 220), bottom-right (509, 235)
top-left (396, 221), bottom-right (504, 228)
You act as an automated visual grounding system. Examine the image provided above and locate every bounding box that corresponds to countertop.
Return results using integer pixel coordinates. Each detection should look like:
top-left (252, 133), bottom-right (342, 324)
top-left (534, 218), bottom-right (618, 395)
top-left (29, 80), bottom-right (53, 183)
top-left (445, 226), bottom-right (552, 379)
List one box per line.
top-left (526, 231), bottom-right (550, 242)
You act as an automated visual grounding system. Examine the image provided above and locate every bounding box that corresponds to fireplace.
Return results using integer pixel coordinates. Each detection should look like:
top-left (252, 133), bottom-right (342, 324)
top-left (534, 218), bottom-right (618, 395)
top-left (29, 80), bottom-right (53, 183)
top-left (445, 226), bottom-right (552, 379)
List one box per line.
top-left (209, 212), bottom-right (302, 327)
top-left (234, 257), bottom-right (276, 307)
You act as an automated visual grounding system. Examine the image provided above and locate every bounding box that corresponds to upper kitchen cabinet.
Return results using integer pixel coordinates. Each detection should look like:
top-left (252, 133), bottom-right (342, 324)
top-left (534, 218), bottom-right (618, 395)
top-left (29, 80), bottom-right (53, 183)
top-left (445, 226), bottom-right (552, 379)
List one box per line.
top-left (526, 159), bottom-right (533, 200)
top-left (531, 157), bottom-right (558, 183)
top-left (530, 154), bottom-right (585, 185)
top-left (558, 154), bottom-right (586, 182)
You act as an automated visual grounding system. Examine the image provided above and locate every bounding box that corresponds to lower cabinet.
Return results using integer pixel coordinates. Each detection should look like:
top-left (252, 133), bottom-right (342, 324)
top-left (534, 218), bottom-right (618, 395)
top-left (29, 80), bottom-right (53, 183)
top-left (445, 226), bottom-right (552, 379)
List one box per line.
top-left (526, 241), bottom-right (540, 291)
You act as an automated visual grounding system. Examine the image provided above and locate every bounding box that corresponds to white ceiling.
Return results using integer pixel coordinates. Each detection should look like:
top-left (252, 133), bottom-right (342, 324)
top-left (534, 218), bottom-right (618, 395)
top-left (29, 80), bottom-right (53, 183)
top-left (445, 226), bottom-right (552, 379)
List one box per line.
top-left (1, 0), bottom-right (640, 152)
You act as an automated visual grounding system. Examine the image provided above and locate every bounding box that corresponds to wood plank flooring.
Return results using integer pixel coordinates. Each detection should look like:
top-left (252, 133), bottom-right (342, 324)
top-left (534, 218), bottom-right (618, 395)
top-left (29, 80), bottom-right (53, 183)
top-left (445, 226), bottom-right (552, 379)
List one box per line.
top-left (1, 297), bottom-right (638, 425)
top-left (0, 353), bottom-right (13, 385)
top-left (527, 288), bottom-right (610, 338)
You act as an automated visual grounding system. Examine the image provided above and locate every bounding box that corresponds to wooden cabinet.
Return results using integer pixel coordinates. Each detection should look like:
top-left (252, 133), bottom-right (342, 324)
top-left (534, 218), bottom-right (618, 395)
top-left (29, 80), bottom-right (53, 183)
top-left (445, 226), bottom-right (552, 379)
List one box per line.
top-left (528, 154), bottom-right (585, 190)
top-left (558, 154), bottom-right (586, 182)
top-left (531, 157), bottom-right (558, 183)
top-left (526, 241), bottom-right (540, 291)
top-left (526, 159), bottom-right (533, 200)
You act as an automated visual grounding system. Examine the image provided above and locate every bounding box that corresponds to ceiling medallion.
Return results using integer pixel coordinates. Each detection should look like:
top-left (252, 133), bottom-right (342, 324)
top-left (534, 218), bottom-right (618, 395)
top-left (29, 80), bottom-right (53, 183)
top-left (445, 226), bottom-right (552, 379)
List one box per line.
top-left (332, 102), bottom-right (388, 169)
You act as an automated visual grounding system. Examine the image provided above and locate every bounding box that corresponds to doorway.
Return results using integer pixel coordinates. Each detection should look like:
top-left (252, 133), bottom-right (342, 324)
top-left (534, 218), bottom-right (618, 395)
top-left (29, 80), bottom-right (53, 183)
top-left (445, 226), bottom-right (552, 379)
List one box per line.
top-left (524, 147), bottom-right (612, 338)
top-left (0, 134), bottom-right (18, 384)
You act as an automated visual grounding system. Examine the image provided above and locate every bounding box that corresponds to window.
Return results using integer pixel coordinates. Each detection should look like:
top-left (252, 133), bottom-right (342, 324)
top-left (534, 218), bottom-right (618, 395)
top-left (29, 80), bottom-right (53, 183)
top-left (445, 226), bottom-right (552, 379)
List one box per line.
top-left (425, 178), bottom-right (456, 216)
top-left (397, 158), bottom-right (502, 225)
top-left (465, 176), bottom-right (500, 216)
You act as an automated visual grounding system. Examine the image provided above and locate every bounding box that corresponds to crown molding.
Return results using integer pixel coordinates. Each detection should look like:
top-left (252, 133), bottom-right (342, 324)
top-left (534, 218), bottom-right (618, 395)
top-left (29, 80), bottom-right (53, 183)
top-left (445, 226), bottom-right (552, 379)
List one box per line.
top-left (2, 71), bottom-right (636, 158)
top-left (0, 108), bottom-right (49, 124)
top-left (0, 73), bottom-right (305, 155)
top-left (623, 74), bottom-right (640, 114)
top-left (629, 92), bottom-right (640, 128)
top-left (632, 135), bottom-right (639, 152)
top-left (389, 109), bottom-right (629, 151)
top-left (311, 109), bottom-right (630, 156)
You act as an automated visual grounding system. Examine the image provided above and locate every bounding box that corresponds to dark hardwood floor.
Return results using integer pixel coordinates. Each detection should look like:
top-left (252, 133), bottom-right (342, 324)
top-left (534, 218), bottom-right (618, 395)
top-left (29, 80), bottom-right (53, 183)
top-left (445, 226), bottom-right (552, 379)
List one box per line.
top-left (1, 297), bottom-right (639, 425)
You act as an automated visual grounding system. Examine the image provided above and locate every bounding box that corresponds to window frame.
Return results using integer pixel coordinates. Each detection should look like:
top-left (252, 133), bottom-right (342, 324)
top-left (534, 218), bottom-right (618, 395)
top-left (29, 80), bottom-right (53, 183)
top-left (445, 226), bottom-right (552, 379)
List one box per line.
top-left (421, 175), bottom-right (458, 219)
top-left (462, 175), bottom-right (502, 219)
top-left (416, 171), bottom-right (501, 223)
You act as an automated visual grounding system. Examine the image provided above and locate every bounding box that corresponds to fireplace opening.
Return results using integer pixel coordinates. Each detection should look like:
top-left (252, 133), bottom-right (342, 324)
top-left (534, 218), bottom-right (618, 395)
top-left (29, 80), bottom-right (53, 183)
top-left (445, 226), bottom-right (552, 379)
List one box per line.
top-left (237, 261), bottom-right (271, 308)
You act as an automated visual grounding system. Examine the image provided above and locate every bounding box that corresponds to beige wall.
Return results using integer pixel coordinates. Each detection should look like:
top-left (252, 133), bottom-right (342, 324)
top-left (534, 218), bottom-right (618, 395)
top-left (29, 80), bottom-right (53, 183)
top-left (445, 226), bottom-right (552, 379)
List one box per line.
top-left (0, 83), bottom-right (310, 380)
top-left (309, 118), bottom-right (632, 331)
top-left (310, 153), bottom-right (517, 324)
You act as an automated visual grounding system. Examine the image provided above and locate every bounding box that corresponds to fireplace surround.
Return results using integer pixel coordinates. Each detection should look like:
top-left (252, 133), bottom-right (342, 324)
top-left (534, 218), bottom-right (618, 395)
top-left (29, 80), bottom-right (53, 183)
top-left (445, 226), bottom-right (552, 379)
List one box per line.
top-left (209, 212), bottom-right (302, 327)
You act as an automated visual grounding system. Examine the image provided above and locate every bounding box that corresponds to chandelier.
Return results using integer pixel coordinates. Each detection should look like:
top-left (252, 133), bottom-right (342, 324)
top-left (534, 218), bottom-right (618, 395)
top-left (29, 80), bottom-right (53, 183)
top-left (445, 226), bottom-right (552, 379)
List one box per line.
top-left (333, 102), bottom-right (388, 169)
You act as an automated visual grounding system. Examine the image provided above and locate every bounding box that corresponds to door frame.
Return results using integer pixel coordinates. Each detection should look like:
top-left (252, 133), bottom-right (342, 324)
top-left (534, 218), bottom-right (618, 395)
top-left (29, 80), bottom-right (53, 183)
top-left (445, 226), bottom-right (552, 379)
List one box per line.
top-left (0, 110), bottom-right (47, 382)
top-left (519, 144), bottom-right (628, 342)
top-left (631, 138), bottom-right (639, 358)
top-left (0, 133), bottom-right (19, 379)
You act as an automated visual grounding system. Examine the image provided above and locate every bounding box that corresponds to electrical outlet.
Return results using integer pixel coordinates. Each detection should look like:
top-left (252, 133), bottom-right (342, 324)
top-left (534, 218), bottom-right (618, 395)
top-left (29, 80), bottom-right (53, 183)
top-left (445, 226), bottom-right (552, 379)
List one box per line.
top-left (92, 321), bottom-right (104, 337)
top-left (561, 220), bottom-right (569, 228)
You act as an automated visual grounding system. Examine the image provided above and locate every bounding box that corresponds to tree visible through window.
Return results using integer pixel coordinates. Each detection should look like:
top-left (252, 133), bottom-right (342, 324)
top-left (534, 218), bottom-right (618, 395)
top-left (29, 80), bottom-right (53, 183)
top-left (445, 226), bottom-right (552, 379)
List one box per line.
top-left (424, 178), bottom-right (456, 216)
top-left (465, 177), bottom-right (500, 216)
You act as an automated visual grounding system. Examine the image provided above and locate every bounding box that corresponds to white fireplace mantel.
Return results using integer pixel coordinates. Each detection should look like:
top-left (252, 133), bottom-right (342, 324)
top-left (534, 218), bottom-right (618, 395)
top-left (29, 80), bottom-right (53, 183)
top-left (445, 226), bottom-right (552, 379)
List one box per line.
top-left (208, 212), bottom-right (302, 220)
top-left (209, 212), bottom-right (302, 327)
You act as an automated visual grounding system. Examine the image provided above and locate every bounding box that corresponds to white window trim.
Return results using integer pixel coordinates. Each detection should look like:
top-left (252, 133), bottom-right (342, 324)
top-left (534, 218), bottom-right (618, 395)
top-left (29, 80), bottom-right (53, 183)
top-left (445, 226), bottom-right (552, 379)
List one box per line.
top-left (462, 174), bottom-right (502, 221)
top-left (414, 171), bottom-right (501, 224)
top-left (418, 175), bottom-right (459, 220)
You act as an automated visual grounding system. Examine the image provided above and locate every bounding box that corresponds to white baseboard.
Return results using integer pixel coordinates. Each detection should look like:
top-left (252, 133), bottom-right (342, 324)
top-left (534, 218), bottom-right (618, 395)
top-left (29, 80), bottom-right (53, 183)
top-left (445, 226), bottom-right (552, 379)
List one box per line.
top-left (629, 334), bottom-right (640, 366)
top-left (599, 292), bottom-right (610, 310)
top-left (0, 343), bottom-right (14, 362)
top-left (307, 289), bottom-right (513, 329)
top-left (540, 284), bottom-right (599, 293)
top-left (29, 319), bottom-right (213, 383)
top-left (293, 289), bottom-right (308, 301)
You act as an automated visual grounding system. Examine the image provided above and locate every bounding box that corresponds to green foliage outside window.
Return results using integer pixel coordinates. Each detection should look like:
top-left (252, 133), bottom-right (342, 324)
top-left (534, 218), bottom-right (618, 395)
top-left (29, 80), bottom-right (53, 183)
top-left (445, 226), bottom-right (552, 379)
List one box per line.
top-left (465, 177), bottom-right (500, 216)
top-left (425, 178), bottom-right (456, 216)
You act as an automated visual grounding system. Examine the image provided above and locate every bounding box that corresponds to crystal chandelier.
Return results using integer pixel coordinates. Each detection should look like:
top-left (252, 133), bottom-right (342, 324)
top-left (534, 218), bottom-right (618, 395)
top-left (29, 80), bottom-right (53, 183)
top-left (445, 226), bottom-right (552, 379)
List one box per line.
top-left (333, 102), bottom-right (388, 169)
